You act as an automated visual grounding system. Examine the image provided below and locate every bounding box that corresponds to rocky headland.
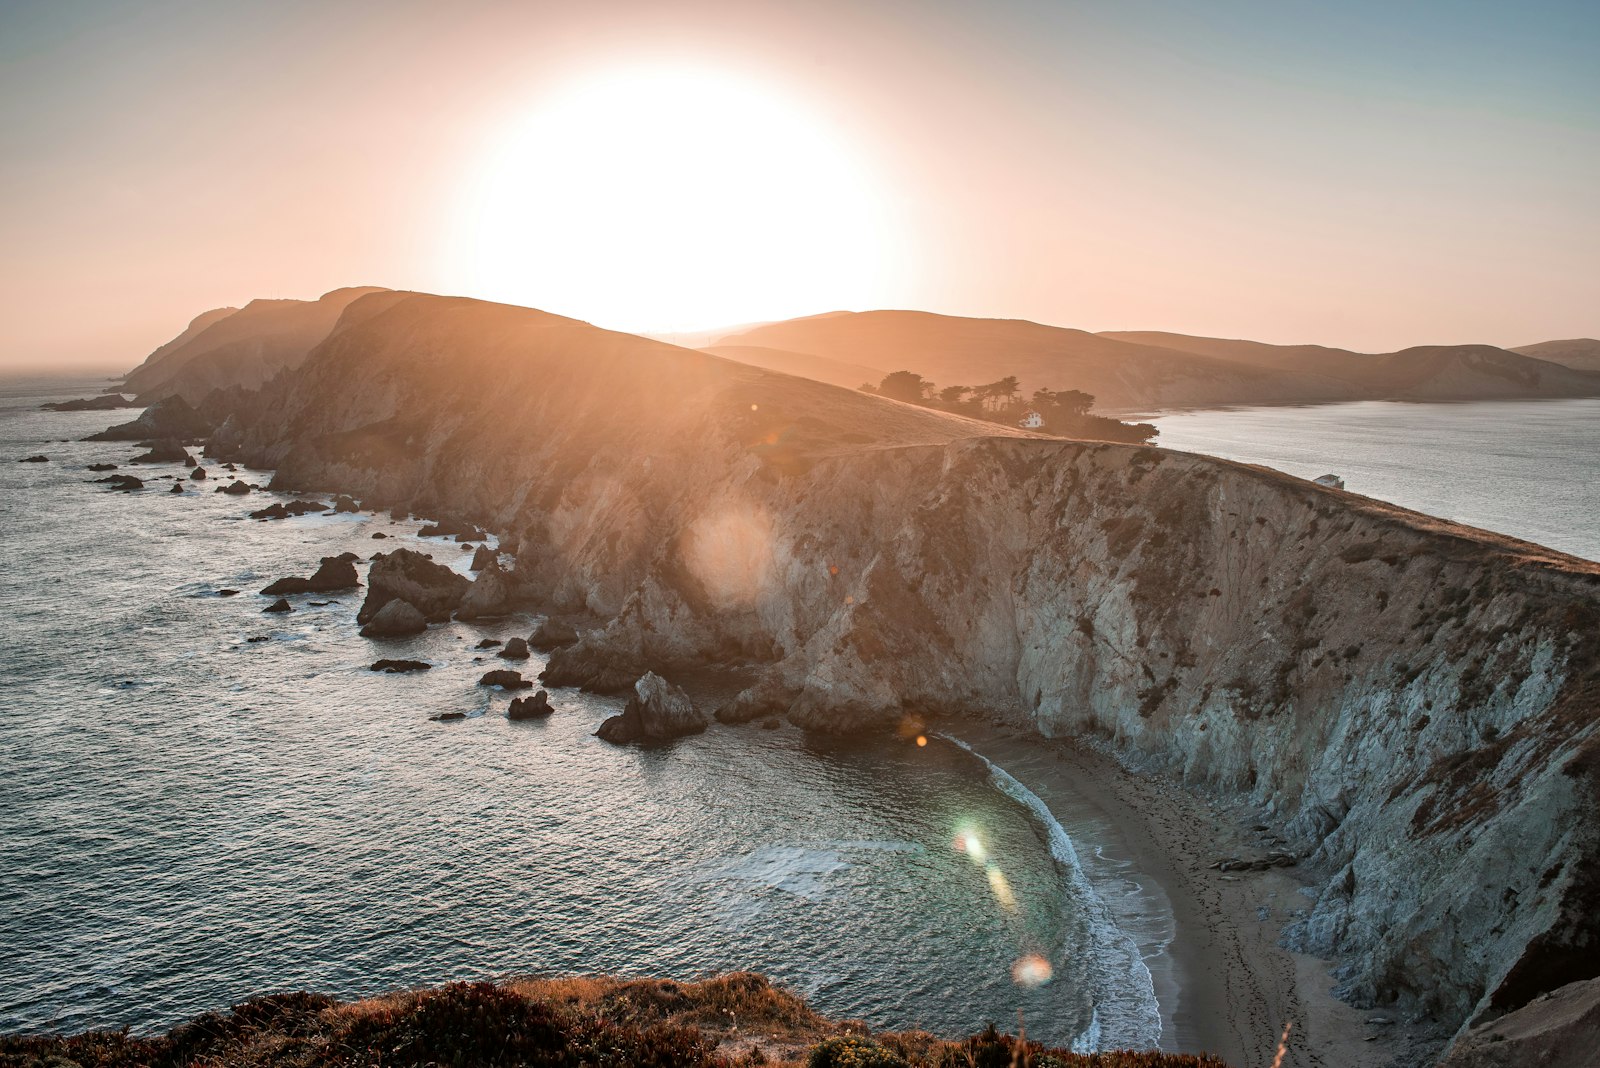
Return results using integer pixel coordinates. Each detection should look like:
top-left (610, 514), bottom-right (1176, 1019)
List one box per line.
top-left (109, 290), bottom-right (1600, 1066)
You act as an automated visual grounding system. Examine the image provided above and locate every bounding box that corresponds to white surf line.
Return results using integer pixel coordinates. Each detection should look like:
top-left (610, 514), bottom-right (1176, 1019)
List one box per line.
top-left (937, 733), bottom-right (1163, 1053)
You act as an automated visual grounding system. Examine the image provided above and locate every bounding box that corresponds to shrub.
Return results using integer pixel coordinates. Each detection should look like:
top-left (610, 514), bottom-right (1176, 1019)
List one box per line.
top-left (809, 1035), bottom-right (910, 1068)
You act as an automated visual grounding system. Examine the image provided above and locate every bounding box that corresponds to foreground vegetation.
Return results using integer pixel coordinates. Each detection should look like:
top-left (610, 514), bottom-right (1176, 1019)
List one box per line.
top-left (0, 974), bottom-right (1229, 1068)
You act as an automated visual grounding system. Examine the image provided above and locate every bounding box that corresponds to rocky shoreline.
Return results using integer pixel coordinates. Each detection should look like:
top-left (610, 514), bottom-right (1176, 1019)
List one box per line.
top-left (41, 290), bottom-right (1600, 1066)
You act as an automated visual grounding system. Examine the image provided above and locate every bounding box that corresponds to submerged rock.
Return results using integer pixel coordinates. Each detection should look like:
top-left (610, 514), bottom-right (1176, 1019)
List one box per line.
top-left (250, 499), bottom-right (329, 520)
top-left (370, 659), bottom-right (432, 673)
top-left (263, 597), bottom-right (292, 614)
top-left (478, 668), bottom-right (532, 690)
top-left (371, 531), bottom-right (388, 539)
top-left (498, 637), bottom-right (530, 660)
top-left (217, 589), bottom-right (239, 597)
top-left (432, 711), bottom-right (466, 722)
top-left (358, 598), bottom-right (427, 638)
top-left (95, 474), bottom-right (144, 491)
top-left (417, 517), bottom-right (486, 541)
top-left (475, 638), bottom-right (502, 649)
top-left (595, 672), bottom-right (706, 744)
top-left (507, 689), bottom-right (555, 719)
top-left (86, 462), bottom-right (118, 471)
top-left (18, 455), bottom-right (48, 463)
top-left (358, 548), bottom-right (469, 624)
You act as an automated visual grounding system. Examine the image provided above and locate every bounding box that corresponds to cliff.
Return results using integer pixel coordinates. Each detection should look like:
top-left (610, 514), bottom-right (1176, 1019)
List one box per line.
top-left (202, 293), bottom-right (1600, 1060)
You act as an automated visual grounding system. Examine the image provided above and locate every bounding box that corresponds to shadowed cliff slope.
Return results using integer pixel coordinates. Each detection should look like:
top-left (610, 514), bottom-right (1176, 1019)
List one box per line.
top-left (205, 293), bottom-right (1599, 1062)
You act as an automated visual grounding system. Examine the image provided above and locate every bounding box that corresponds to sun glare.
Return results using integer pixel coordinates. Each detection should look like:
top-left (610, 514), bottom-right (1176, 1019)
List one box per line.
top-left (449, 64), bottom-right (905, 334)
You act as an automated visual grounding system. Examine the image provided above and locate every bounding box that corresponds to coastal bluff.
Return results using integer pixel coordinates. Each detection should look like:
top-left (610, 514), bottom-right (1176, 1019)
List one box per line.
top-left (183, 292), bottom-right (1597, 1063)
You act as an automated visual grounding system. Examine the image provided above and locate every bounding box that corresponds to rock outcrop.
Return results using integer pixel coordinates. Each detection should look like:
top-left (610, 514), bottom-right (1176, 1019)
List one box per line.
top-left (358, 549), bottom-right (469, 624)
top-left (456, 560), bottom-right (515, 620)
top-left (130, 439), bottom-right (194, 464)
top-left (187, 291), bottom-right (1600, 1056)
top-left (498, 637), bottom-right (530, 660)
top-left (86, 395), bottom-right (211, 442)
top-left (358, 598), bottom-right (426, 638)
top-left (42, 394), bottom-right (133, 411)
top-left (370, 658), bottom-right (431, 673)
top-left (19, 454), bottom-right (48, 463)
top-left (595, 672), bottom-right (706, 744)
top-left (263, 597), bottom-right (292, 613)
top-left (470, 545), bottom-right (497, 570)
top-left (250, 499), bottom-right (329, 520)
top-left (95, 474), bottom-right (143, 491)
top-left (1437, 978), bottom-right (1600, 1067)
top-left (260, 554), bottom-right (360, 595)
top-left (529, 617), bottom-right (580, 650)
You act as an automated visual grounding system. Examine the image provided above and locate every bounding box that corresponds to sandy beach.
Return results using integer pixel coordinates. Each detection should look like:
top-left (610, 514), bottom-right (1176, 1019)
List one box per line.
top-left (958, 727), bottom-right (1443, 1068)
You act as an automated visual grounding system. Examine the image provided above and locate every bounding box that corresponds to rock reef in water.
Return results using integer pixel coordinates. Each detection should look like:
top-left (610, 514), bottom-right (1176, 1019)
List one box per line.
top-left (130, 439), bottom-right (194, 464)
top-left (42, 393), bottom-right (133, 411)
top-left (358, 548), bottom-right (468, 624)
top-left (260, 554), bottom-right (360, 595)
top-left (370, 658), bottom-right (431, 673)
top-left (185, 291), bottom-right (1600, 1058)
top-left (595, 672), bottom-right (706, 744)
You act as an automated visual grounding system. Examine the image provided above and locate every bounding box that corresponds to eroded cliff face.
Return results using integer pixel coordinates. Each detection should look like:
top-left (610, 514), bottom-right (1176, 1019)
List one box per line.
top-left (208, 293), bottom-right (1600, 1053)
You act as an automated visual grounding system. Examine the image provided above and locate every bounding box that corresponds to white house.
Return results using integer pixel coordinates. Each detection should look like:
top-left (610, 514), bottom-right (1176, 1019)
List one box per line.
top-left (1017, 410), bottom-right (1045, 429)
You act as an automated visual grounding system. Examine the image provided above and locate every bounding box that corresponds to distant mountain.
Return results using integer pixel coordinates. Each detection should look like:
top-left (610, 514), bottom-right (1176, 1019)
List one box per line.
top-left (1102, 330), bottom-right (1600, 403)
top-left (716, 311), bottom-right (1356, 412)
top-left (120, 286), bottom-right (389, 403)
top-left (701, 344), bottom-right (887, 391)
top-left (1511, 339), bottom-right (1600, 374)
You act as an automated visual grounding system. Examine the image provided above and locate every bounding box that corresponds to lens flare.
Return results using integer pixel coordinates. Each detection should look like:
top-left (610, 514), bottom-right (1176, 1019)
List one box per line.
top-left (1011, 954), bottom-right (1053, 988)
top-left (958, 831), bottom-right (985, 861)
top-left (986, 865), bottom-right (1017, 911)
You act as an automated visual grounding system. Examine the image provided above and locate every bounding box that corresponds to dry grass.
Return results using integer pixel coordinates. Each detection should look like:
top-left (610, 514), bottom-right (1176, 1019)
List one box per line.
top-left (0, 975), bottom-right (1231, 1068)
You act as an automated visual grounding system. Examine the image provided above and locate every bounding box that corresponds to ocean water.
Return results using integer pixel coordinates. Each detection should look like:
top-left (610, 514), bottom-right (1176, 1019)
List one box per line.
top-left (1150, 399), bottom-right (1600, 562)
top-left (0, 373), bottom-right (1160, 1050)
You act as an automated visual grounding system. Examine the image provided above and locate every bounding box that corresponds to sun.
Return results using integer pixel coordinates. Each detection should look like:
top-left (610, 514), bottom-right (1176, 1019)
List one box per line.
top-left (447, 64), bottom-right (906, 334)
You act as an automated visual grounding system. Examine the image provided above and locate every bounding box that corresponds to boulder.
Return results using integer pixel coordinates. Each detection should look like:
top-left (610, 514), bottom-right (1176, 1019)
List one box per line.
top-left (95, 474), bottom-right (144, 491)
top-left (169, 483), bottom-right (184, 493)
top-left (595, 672), bottom-right (706, 744)
top-left (215, 480), bottom-right (252, 495)
top-left (475, 638), bottom-right (502, 648)
top-left (539, 643), bottom-right (642, 694)
top-left (18, 455), bottom-right (48, 463)
top-left (86, 462), bottom-right (118, 471)
top-left (478, 668), bottom-right (532, 690)
top-left (715, 678), bottom-right (799, 724)
top-left (371, 531), bottom-right (388, 539)
top-left (358, 548), bottom-right (470, 624)
top-left (528, 616), bottom-right (580, 650)
top-left (1313, 473), bottom-right (1346, 490)
top-left (130, 439), bottom-right (193, 464)
top-left (455, 560), bottom-right (515, 620)
top-left (1438, 977), bottom-right (1600, 1067)
top-left (217, 589), bottom-right (239, 596)
top-left (370, 659), bottom-right (432, 673)
top-left (470, 545), bottom-right (497, 571)
top-left (498, 637), bottom-right (530, 660)
top-left (191, 466), bottom-right (206, 480)
top-left (263, 597), bottom-right (292, 614)
top-left (358, 598), bottom-right (427, 638)
top-left (333, 494), bottom-right (359, 513)
top-left (507, 690), bottom-right (555, 720)
top-left (86, 395), bottom-right (211, 442)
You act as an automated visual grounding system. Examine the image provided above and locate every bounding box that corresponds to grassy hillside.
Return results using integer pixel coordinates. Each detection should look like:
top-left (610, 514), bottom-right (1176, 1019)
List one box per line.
top-left (0, 974), bottom-right (1231, 1068)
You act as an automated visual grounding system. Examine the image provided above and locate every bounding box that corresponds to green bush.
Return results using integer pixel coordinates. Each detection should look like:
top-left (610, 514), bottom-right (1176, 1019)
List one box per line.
top-left (808, 1035), bottom-right (910, 1068)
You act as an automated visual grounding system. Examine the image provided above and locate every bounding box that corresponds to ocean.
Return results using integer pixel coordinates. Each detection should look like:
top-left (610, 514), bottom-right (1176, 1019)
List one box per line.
top-left (0, 373), bottom-right (1160, 1050)
top-left (1149, 399), bottom-right (1600, 563)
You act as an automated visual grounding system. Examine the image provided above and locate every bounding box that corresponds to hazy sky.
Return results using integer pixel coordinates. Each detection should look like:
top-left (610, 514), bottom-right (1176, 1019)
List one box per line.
top-left (2, 0), bottom-right (1596, 368)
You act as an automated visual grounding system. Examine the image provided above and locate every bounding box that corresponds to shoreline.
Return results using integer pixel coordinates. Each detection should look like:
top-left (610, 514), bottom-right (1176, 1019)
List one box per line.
top-left (960, 726), bottom-right (1442, 1068)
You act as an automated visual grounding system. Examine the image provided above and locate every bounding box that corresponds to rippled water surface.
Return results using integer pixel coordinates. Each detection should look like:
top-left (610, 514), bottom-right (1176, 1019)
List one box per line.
top-left (0, 374), bottom-right (1157, 1048)
top-left (1151, 399), bottom-right (1600, 562)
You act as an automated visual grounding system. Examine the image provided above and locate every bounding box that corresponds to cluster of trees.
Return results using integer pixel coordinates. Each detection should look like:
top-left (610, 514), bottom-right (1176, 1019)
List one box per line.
top-left (859, 370), bottom-right (1156, 444)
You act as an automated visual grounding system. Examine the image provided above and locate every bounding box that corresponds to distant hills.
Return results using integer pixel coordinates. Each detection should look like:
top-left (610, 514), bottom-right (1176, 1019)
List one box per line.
top-left (1511, 338), bottom-right (1600, 374)
top-left (119, 291), bottom-right (1600, 416)
top-left (712, 313), bottom-right (1600, 411)
top-left (120, 287), bottom-right (390, 403)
